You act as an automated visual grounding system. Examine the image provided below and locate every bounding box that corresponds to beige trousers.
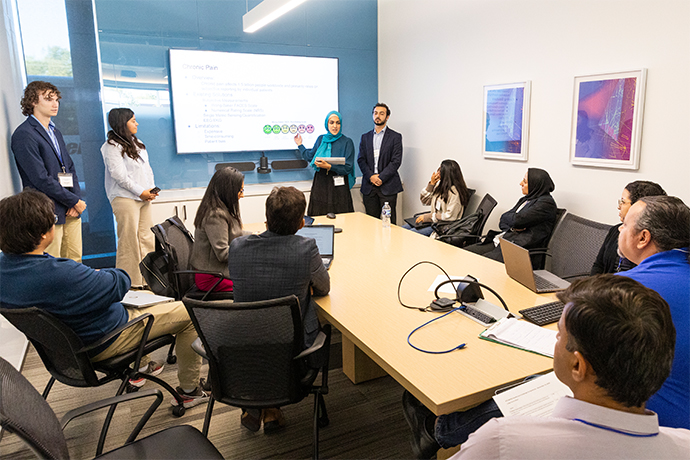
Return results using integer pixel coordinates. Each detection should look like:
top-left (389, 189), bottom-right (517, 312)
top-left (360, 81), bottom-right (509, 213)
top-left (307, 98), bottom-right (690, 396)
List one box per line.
top-left (45, 215), bottom-right (82, 262)
top-left (111, 197), bottom-right (155, 286)
top-left (91, 300), bottom-right (201, 390)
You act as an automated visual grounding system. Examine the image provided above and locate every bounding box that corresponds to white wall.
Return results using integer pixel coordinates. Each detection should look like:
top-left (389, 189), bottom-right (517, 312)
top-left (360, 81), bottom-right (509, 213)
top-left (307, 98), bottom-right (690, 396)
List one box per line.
top-left (379, 0), bottom-right (690, 230)
top-left (0, 0), bottom-right (24, 199)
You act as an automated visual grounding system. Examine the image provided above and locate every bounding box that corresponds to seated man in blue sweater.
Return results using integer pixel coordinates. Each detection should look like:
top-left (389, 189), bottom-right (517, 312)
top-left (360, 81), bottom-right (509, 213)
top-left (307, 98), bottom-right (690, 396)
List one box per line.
top-left (0, 189), bottom-right (206, 409)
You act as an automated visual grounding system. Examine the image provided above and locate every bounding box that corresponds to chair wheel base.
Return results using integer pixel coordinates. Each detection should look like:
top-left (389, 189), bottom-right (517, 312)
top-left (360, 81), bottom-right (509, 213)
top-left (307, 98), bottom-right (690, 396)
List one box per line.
top-left (167, 355), bottom-right (177, 364)
top-left (172, 405), bottom-right (186, 417)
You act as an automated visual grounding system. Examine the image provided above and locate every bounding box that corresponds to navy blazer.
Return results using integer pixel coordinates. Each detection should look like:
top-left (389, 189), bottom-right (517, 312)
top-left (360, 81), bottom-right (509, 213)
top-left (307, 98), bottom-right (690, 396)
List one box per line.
top-left (228, 230), bottom-right (330, 348)
top-left (357, 127), bottom-right (403, 196)
top-left (11, 117), bottom-right (81, 224)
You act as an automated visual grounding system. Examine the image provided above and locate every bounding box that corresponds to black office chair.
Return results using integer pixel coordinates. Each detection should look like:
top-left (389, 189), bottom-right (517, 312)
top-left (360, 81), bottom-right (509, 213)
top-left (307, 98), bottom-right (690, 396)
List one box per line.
top-left (0, 356), bottom-right (223, 459)
top-left (437, 193), bottom-right (497, 248)
top-left (0, 306), bottom-right (188, 454)
top-left (140, 216), bottom-right (232, 365)
top-left (183, 294), bottom-right (331, 460)
top-left (529, 207), bottom-right (567, 269)
top-left (530, 213), bottom-right (611, 279)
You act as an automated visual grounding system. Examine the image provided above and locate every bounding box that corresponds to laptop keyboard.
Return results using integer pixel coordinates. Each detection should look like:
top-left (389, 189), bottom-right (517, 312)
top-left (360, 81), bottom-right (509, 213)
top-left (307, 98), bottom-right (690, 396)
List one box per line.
top-left (534, 274), bottom-right (561, 291)
top-left (462, 305), bottom-right (497, 324)
top-left (519, 301), bottom-right (565, 326)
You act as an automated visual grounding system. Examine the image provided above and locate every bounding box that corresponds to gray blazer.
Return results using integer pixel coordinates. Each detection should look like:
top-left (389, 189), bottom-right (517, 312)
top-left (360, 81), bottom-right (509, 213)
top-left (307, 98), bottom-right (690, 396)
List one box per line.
top-left (228, 230), bottom-right (330, 347)
top-left (190, 208), bottom-right (247, 278)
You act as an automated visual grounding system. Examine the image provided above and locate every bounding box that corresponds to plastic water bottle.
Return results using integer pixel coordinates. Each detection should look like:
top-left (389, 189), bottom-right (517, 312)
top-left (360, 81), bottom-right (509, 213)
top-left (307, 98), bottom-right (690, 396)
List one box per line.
top-left (381, 202), bottom-right (391, 228)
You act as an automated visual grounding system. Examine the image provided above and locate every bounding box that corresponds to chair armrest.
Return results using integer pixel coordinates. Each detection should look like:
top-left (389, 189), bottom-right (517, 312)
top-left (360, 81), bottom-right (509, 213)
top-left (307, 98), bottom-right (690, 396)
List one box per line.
top-left (80, 313), bottom-right (154, 353)
top-left (174, 270), bottom-right (228, 300)
top-left (60, 389), bottom-right (163, 448)
top-left (294, 330), bottom-right (327, 360)
top-left (191, 337), bottom-right (208, 360)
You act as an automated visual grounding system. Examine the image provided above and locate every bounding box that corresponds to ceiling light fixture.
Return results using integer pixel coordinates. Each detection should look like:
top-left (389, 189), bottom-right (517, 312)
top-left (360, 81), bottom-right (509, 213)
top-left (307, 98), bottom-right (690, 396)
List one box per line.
top-left (243, 0), bottom-right (308, 33)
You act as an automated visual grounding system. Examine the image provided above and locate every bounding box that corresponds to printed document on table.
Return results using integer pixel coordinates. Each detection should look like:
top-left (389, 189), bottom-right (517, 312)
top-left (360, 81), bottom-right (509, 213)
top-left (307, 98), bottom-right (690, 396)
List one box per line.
top-left (428, 274), bottom-right (465, 295)
top-left (480, 317), bottom-right (557, 357)
top-left (493, 371), bottom-right (572, 417)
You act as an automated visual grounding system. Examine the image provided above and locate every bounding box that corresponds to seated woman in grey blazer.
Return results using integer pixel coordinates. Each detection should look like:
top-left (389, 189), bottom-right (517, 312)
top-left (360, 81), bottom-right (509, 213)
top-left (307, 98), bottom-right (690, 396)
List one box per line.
top-left (190, 167), bottom-right (249, 292)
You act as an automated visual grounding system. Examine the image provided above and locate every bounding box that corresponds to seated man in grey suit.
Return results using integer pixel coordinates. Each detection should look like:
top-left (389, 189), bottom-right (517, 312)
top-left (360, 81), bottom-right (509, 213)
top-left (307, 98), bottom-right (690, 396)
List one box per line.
top-left (228, 185), bottom-right (330, 432)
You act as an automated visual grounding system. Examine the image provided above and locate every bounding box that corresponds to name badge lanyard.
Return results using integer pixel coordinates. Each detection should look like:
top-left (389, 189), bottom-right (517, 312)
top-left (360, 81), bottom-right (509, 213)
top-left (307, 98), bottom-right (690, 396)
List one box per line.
top-left (47, 125), bottom-right (66, 173)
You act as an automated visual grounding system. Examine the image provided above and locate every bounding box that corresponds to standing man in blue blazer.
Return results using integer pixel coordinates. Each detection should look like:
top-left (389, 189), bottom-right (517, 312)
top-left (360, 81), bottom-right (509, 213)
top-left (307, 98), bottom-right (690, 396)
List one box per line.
top-left (357, 103), bottom-right (403, 224)
top-left (11, 81), bottom-right (86, 262)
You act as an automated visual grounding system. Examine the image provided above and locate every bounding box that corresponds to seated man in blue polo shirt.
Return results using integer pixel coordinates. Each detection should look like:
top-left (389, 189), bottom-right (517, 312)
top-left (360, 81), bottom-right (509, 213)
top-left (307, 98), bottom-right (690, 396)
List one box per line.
top-left (616, 195), bottom-right (690, 429)
top-left (0, 189), bottom-right (206, 409)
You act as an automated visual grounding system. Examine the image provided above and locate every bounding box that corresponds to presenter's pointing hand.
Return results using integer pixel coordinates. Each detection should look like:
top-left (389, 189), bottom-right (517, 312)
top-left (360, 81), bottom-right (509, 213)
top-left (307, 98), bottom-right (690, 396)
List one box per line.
top-left (294, 134), bottom-right (303, 146)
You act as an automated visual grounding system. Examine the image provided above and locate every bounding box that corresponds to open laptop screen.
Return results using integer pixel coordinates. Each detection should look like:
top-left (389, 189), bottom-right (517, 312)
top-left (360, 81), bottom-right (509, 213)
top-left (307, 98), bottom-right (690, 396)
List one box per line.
top-left (296, 225), bottom-right (334, 257)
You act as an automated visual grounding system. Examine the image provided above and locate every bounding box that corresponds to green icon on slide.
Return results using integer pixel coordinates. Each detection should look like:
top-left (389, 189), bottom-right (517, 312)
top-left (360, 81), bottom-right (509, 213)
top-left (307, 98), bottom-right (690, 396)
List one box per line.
top-left (263, 125), bottom-right (272, 134)
top-left (272, 125), bottom-right (281, 134)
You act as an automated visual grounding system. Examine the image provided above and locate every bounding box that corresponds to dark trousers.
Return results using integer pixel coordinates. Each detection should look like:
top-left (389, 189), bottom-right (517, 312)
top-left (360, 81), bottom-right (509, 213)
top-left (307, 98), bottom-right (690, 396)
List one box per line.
top-left (362, 189), bottom-right (398, 225)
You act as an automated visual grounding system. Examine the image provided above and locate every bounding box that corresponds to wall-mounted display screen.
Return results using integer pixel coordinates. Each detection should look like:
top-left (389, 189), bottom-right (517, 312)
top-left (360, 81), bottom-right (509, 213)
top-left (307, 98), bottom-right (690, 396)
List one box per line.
top-left (169, 49), bottom-right (338, 153)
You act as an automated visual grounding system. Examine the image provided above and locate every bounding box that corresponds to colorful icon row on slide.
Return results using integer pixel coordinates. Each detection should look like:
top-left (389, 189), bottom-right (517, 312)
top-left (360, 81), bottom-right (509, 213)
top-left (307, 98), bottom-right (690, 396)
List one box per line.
top-left (263, 124), bottom-right (315, 135)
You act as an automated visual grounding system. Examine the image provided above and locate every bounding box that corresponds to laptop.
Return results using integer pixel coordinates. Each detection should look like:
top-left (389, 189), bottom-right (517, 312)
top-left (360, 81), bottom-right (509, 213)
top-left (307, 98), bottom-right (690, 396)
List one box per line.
top-left (296, 224), bottom-right (335, 269)
top-left (403, 216), bottom-right (432, 229)
top-left (122, 291), bottom-right (175, 308)
top-left (499, 237), bottom-right (570, 293)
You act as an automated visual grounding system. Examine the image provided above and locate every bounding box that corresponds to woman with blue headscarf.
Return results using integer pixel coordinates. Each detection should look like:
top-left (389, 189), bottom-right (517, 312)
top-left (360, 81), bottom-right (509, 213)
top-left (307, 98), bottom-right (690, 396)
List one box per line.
top-left (294, 111), bottom-right (355, 216)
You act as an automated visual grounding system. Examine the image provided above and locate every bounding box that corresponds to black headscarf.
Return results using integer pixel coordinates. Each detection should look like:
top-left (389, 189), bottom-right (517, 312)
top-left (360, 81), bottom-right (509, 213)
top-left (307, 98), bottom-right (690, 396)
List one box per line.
top-left (524, 168), bottom-right (555, 200)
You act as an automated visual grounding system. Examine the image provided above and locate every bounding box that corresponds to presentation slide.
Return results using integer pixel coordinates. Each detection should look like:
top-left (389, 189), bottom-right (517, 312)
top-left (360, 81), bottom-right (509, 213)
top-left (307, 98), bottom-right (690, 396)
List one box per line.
top-left (169, 49), bottom-right (339, 153)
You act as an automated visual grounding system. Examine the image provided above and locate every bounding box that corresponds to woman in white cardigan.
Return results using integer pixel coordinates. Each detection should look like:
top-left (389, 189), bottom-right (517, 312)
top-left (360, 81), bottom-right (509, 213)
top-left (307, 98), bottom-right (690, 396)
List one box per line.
top-left (101, 108), bottom-right (158, 287)
top-left (404, 159), bottom-right (471, 238)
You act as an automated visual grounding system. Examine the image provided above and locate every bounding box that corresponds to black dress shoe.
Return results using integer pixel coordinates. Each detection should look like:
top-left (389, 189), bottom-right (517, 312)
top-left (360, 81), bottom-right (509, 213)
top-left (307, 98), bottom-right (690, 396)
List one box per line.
top-left (241, 408), bottom-right (262, 432)
top-left (402, 390), bottom-right (440, 459)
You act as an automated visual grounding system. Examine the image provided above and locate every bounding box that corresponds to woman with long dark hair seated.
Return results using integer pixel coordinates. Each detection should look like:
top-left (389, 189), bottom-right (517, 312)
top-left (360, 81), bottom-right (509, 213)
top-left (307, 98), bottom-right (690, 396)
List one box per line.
top-left (403, 159), bottom-right (471, 238)
top-left (190, 166), bottom-right (249, 292)
top-left (465, 168), bottom-right (557, 262)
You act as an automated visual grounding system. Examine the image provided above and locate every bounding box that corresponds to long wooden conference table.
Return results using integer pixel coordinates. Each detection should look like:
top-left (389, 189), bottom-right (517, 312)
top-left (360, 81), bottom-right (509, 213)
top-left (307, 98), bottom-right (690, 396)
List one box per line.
top-left (249, 212), bottom-right (555, 417)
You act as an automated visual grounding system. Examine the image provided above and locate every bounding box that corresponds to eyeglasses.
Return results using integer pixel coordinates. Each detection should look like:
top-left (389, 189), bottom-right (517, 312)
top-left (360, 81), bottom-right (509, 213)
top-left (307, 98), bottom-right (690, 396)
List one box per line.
top-left (617, 198), bottom-right (630, 206)
top-left (54, 214), bottom-right (58, 223)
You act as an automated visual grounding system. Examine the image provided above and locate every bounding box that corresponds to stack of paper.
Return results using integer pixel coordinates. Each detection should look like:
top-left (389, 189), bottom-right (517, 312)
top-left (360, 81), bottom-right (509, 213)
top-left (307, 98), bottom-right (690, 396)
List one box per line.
top-left (479, 317), bottom-right (557, 358)
top-left (493, 372), bottom-right (573, 417)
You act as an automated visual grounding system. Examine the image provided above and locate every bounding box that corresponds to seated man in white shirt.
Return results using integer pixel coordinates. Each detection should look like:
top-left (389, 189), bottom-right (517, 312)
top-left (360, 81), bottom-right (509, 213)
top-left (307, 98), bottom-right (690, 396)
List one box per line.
top-left (452, 275), bottom-right (690, 459)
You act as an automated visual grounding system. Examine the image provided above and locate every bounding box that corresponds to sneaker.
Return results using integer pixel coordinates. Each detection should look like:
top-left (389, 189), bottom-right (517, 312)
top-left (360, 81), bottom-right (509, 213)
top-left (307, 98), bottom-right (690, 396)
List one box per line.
top-left (129, 361), bottom-right (165, 388)
top-left (200, 377), bottom-right (212, 392)
top-left (170, 386), bottom-right (210, 408)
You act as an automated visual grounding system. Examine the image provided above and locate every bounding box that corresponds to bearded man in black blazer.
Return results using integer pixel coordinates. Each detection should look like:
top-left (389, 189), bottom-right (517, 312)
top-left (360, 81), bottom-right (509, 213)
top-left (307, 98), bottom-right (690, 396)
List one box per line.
top-left (357, 103), bottom-right (403, 224)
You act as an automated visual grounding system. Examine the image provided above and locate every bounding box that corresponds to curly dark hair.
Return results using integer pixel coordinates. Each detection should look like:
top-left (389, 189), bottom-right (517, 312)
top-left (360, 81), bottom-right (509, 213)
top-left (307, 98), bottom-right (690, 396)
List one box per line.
top-left (20, 81), bottom-right (61, 117)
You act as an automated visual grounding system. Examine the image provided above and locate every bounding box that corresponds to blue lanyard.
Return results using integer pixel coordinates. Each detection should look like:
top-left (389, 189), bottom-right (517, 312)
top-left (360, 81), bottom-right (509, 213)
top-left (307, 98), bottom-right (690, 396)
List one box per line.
top-left (572, 418), bottom-right (658, 438)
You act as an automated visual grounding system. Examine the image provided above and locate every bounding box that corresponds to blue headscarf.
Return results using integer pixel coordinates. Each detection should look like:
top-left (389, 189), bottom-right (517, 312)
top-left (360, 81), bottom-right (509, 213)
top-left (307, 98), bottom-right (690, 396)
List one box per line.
top-left (309, 111), bottom-right (355, 189)
top-left (310, 111), bottom-right (343, 170)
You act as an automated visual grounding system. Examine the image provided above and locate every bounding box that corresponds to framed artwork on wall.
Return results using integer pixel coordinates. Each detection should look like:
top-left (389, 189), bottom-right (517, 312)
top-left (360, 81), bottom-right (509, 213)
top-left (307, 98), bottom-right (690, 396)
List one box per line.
top-left (482, 81), bottom-right (531, 161)
top-left (569, 69), bottom-right (647, 170)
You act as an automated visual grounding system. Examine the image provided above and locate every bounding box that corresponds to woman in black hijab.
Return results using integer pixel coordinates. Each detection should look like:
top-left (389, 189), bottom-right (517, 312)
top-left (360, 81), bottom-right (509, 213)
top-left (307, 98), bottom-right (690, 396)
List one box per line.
top-left (465, 168), bottom-right (557, 263)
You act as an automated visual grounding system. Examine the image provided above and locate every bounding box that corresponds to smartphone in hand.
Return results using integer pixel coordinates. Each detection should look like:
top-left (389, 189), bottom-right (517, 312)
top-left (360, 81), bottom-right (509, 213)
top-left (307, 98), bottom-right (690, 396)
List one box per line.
top-left (150, 186), bottom-right (161, 194)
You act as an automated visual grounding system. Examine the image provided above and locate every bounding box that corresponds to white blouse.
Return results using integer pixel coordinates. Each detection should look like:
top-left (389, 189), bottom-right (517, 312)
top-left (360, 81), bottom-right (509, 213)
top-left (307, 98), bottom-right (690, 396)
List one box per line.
top-left (101, 140), bottom-right (155, 202)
